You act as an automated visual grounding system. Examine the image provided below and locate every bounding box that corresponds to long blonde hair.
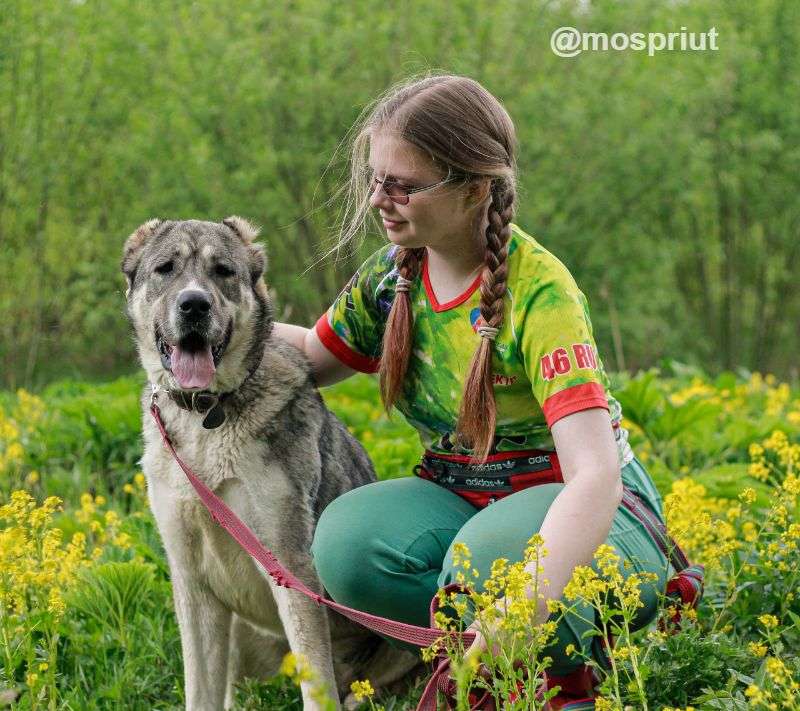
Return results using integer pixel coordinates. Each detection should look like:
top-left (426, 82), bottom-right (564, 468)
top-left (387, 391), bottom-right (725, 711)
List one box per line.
top-left (337, 73), bottom-right (518, 463)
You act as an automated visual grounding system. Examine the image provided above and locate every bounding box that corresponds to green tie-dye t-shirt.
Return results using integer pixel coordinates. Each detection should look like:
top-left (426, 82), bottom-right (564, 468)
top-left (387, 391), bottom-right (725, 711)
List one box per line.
top-left (315, 223), bottom-right (633, 466)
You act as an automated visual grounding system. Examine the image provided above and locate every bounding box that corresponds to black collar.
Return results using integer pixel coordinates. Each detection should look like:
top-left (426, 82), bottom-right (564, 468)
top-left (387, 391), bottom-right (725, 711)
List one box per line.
top-left (168, 389), bottom-right (231, 429)
top-left (150, 359), bottom-right (260, 430)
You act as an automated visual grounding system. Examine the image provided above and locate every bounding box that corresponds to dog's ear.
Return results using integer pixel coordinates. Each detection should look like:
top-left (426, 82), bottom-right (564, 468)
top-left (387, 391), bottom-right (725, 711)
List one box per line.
top-left (223, 216), bottom-right (267, 291)
top-left (121, 218), bottom-right (164, 299)
top-left (222, 215), bottom-right (260, 245)
top-left (248, 242), bottom-right (268, 292)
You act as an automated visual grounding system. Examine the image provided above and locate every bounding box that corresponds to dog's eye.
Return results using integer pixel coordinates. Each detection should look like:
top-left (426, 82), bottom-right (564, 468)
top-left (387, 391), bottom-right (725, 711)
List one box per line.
top-left (155, 261), bottom-right (173, 275)
top-left (215, 264), bottom-right (236, 278)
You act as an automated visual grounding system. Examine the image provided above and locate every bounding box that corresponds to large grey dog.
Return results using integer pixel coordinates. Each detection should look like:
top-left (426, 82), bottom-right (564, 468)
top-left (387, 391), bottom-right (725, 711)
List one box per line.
top-left (121, 217), bottom-right (419, 710)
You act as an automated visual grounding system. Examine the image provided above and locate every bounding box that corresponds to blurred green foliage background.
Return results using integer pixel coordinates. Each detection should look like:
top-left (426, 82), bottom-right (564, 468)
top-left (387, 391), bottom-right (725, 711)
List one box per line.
top-left (1, 0), bottom-right (798, 389)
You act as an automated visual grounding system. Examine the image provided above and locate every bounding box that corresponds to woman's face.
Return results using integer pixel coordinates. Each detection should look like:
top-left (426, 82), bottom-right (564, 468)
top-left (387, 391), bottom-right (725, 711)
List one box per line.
top-left (367, 131), bottom-right (489, 252)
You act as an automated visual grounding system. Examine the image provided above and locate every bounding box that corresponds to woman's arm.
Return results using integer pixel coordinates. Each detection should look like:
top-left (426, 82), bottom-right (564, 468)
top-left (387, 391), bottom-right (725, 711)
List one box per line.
top-left (273, 322), bottom-right (359, 388)
top-left (272, 322), bottom-right (308, 352)
top-left (526, 407), bottom-right (623, 622)
top-left (465, 406), bottom-right (624, 659)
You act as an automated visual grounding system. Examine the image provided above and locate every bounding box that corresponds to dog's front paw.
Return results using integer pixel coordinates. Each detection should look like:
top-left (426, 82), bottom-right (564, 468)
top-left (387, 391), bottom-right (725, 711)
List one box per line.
top-left (342, 691), bottom-right (362, 711)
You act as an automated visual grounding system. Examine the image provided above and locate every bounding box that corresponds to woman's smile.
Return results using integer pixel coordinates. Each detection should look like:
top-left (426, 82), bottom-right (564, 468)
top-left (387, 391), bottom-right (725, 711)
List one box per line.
top-left (381, 216), bottom-right (406, 231)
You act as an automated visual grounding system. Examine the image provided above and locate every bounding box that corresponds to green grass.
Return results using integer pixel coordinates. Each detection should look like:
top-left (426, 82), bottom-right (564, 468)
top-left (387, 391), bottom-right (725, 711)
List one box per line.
top-left (1, 365), bottom-right (799, 708)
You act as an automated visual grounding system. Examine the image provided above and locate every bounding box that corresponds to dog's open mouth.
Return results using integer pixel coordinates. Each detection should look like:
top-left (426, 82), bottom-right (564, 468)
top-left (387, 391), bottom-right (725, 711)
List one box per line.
top-left (156, 320), bottom-right (233, 390)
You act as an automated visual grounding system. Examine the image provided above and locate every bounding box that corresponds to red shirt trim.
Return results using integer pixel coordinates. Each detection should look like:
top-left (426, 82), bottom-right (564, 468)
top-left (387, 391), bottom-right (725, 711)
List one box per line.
top-left (314, 314), bottom-right (381, 374)
top-left (542, 382), bottom-right (609, 429)
top-left (422, 251), bottom-right (483, 312)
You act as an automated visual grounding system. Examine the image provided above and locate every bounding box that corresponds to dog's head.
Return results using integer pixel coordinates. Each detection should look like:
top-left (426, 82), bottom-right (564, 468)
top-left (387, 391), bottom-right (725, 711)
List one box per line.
top-left (121, 217), bottom-right (271, 392)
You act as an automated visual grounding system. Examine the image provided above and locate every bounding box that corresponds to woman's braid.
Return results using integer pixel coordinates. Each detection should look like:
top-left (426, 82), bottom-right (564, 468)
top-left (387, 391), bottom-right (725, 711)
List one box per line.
top-left (456, 181), bottom-right (515, 461)
top-left (480, 183), bottom-right (514, 331)
top-left (378, 246), bottom-right (425, 411)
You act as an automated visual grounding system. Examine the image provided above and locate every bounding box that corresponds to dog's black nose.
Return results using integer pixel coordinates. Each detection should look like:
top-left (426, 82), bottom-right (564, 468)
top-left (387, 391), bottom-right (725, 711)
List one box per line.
top-left (177, 290), bottom-right (211, 321)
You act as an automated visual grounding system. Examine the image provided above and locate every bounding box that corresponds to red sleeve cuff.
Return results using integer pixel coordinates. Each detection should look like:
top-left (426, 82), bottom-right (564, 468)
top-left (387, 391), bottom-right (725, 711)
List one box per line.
top-left (314, 314), bottom-right (381, 374)
top-left (542, 382), bottom-right (609, 429)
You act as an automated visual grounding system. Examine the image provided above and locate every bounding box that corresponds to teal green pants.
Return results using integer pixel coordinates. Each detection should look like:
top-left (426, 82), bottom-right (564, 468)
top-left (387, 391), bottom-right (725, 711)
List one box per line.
top-left (311, 456), bottom-right (672, 675)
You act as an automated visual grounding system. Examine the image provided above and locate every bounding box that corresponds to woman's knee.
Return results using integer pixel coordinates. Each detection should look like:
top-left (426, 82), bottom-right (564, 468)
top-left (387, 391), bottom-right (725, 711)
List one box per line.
top-left (438, 483), bottom-right (565, 589)
top-left (311, 478), bottom-right (473, 613)
top-left (310, 483), bottom-right (381, 599)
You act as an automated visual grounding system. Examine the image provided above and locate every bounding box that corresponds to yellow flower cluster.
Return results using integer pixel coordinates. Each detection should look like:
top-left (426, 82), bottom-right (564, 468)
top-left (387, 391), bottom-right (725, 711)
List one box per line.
top-left (747, 461), bottom-right (770, 483)
top-left (122, 471), bottom-right (147, 497)
top-left (0, 480), bottom-right (148, 704)
top-left (0, 389), bottom-right (45, 478)
top-left (442, 534), bottom-right (554, 643)
top-left (749, 430), bottom-right (800, 483)
top-left (349, 678), bottom-right (385, 710)
top-left (751, 464), bottom-right (800, 575)
top-left (747, 641), bottom-right (767, 658)
top-left (668, 377), bottom-right (722, 407)
top-left (758, 614), bottom-right (779, 629)
top-left (664, 437), bottom-right (800, 639)
top-left (663, 478), bottom-right (740, 570)
top-left (74, 491), bottom-right (133, 554)
top-left (425, 533), bottom-right (558, 706)
top-left (667, 372), bottom-right (797, 422)
top-left (561, 544), bottom-right (658, 622)
top-left (550, 544), bottom-right (658, 708)
top-left (788, 406), bottom-right (800, 426)
top-left (764, 382), bottom-right (791, 416)
top-left (744, 655), bottom-right (800, 706)
top-left (1, 486), bottom-right (141, 636)
top-left (0, 491), bottom-right (92, 621)
top-left (764, 656), bottom-right (798, 691)
top-left (279, 651), bottom-right (315, 683)
top-left (349, 679), bottom-right (374, 701)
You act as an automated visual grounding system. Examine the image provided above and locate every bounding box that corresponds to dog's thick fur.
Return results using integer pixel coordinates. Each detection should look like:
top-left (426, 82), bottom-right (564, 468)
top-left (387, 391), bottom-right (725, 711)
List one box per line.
top-left (122, 217), bottom-right (420, 710)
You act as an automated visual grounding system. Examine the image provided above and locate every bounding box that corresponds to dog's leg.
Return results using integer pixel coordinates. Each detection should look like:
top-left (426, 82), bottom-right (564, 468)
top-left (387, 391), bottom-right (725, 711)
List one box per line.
top-left (269, 560), bottom-right (340, 711)
top-left (153, 504), bottom-right (232, 711)
top-left (233, 461), bottom-right (341, 710)
top-left (170, 568), bottom-right (232, 711)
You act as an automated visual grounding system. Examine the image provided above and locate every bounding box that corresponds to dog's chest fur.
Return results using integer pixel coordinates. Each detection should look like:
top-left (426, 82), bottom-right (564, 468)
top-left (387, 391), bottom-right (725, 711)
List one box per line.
top-left (142, 400), bottom-right (297, 635)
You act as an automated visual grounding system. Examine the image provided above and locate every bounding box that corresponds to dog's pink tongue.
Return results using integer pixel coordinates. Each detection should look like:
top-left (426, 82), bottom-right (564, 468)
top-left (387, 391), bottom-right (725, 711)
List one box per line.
top-left (171, 345), bottom-right (215, 389)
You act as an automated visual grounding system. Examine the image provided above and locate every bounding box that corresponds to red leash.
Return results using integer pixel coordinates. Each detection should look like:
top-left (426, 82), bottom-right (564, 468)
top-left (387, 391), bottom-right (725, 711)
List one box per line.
top-left (149, 391), bottom-right (700, 710)
top-left (149, 398), bottom-right (472, 651)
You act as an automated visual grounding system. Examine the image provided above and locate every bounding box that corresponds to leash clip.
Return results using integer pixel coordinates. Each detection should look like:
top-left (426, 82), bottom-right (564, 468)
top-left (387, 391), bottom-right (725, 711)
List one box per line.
top-left (150, 382), bottom-right (163, 409)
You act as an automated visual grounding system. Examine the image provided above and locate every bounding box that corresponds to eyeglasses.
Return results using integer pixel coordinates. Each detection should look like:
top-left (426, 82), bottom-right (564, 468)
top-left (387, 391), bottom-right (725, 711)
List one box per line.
top-left (367, 169), bottom-right (462, 205)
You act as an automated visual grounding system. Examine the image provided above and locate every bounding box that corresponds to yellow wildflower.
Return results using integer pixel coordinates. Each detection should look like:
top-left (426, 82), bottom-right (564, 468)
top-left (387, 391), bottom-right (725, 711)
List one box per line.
top-left (738, 488), bottom-right (757, 504)
top-left (758, 614), bottom-right (779, 629)
top-left (744, 684), bottom-right (766, 704)
top-left (279, 652), bottom-right (314, 683)
top-left (350, 679), bottom-right (375, 701)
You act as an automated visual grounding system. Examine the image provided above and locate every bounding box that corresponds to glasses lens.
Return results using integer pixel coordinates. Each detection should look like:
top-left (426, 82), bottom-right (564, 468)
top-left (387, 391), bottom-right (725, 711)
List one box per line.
top-left (369, 173), bottom-right (410, 204)
top-left (383, 181), bottom-right (410, 200)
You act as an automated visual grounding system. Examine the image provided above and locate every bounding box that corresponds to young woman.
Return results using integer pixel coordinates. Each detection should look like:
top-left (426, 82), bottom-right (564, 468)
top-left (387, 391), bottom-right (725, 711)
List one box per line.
top-left (274, 74), bottom-right (671, 709)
